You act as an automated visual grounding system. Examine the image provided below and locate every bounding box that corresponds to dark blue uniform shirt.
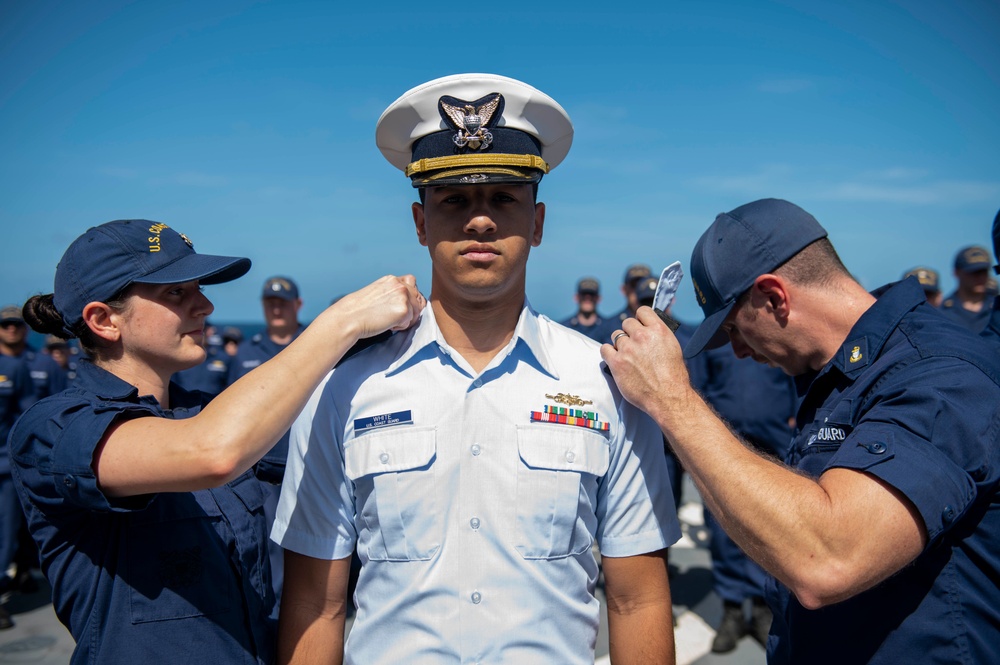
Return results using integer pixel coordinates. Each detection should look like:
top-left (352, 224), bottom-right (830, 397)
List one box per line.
top-left (691, 348), bottom-right (796, 456)
top-left (559, 313), bottom-right (615, 344)
top-left (17, 346), bottom-right (67, 400)
top-left (227, 329), bottom-right (302, 482)
top-left (766, 279), bottom-right (1000, 665)
top-left (1, 356), bottom-right (35, 475)
top-left (9, 361), bottom-right (275, 665)
top-left (938, 291), bottom-right (991, 334)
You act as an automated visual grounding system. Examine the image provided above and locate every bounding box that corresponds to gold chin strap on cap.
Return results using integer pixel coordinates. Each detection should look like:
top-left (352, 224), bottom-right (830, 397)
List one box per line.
top-left (405, 154), bottom-right (550, 177)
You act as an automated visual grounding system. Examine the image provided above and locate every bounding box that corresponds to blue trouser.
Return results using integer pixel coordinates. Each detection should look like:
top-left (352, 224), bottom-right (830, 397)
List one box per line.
top-left (664, 446), bottom-right (683, 511)
top-left (0, 474), bottom-right (21, 579)
top-left (261, 481), bottom-right (283, 621)
top-left (704, 507), bottom-right (768, 603)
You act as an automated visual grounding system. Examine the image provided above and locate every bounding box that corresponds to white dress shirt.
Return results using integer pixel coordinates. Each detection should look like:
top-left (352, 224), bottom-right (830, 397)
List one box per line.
top-left (273, 301), bottom-right (680, 664)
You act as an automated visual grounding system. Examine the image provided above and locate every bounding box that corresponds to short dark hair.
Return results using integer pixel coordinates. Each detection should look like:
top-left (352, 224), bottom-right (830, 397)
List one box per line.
top-left (773, 238), bottom-right (850, 287)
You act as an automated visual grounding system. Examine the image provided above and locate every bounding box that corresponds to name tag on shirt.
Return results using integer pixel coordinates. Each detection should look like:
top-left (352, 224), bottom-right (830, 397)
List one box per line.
top-left (354, 410), bottom-right (413, 432)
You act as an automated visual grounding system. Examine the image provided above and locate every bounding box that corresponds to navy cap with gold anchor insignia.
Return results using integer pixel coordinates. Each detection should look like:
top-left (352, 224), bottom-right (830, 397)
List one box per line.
top-left (376, 73), bottom-right (574, 188)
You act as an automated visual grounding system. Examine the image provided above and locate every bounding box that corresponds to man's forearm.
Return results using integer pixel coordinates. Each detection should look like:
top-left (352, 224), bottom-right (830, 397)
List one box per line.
top-left (607, 601), bottom-right (675, 665)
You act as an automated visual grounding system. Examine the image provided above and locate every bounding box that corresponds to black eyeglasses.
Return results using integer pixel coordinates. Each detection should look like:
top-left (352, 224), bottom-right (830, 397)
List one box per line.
top-left (0, 320), bottom-right (25, 329)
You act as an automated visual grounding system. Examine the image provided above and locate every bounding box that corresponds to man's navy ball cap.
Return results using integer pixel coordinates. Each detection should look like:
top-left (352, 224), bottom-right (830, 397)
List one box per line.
top-left (53, 220), bottom-right (251, 334)
top-left (684, 199), bottom-right (828, 358)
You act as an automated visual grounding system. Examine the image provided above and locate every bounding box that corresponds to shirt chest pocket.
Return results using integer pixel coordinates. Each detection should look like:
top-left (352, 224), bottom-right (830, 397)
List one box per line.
top-left (514, 425), bottom-right (610, 560)
top-left (126, 489), bottom-right (236, 624)
top-left (344, 426), bottom-right (439, 562)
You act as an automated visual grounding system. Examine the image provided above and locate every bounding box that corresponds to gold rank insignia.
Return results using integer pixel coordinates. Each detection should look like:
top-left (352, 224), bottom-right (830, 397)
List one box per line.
top-left (849, 346), bottom-right (863, 363)
top-left (179, 233), bottom-right (194, 248)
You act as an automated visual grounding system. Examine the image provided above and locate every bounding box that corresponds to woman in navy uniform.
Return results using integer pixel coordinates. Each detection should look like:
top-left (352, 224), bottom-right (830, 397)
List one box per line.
top-left (8, 220), bottom-right (422, 664)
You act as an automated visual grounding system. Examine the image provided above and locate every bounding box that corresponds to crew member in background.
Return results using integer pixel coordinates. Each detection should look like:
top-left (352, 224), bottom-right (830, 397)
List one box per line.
top-left (0, 305), bottom-right (66, 399)
top-left (940, 245), bottom-right (992, 333)
top-left (0, 350), bottom-right (34, 629)
top-left (610, 263), bottom-right (652, 328)
top-left (559, 277), bottom-right (612, 343)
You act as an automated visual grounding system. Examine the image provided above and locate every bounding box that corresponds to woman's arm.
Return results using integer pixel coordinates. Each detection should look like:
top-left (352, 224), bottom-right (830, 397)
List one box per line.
top-left (94, 275), bottom-right (424, 496)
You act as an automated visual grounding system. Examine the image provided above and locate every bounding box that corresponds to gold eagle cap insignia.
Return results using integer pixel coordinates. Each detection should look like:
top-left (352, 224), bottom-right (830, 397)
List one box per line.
top-left (545, 393), bottom-right (593, 407)
top-left (179, 233), bottom-right (194, 249)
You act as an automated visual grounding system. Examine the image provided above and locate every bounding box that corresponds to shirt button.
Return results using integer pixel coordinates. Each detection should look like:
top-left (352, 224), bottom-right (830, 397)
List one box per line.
top-left (470, 517), bottom-right (480, 530)
top-left (473, 378), bottom-right (483, 388)
top-left (471, 444), bottom-right (481, 456)
top-left (471, 591), bottom-right (482, 604)
top-left (943, 505), bottom-right (956, 523)
top-left (565, 451), bottom-right (576, 463)
top-left (379, 453), bottom-right (390, 464)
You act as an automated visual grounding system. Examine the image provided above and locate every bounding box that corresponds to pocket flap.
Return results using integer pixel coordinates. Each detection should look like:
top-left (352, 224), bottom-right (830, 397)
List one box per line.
top-left (345, 426), bottom-right (436, 480)
top-left (516, 425), bottom-right (610, 476)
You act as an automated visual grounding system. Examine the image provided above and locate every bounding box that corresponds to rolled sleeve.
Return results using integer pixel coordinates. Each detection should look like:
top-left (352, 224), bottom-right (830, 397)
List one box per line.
top-left (12, 401), bottom-right (154, 513)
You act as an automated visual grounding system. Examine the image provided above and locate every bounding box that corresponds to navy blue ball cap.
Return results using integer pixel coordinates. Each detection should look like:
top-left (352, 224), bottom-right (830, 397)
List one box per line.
top-left (954, 245), bottom-right (991, 273)
top-left (684, 199), bottom-right (828, 358)
top-left (261, 276), bottom-right (299, 301)
top-left (53, 220), bottom-right (251, 333)
top-left (902, 266), bottom-right (940, 293)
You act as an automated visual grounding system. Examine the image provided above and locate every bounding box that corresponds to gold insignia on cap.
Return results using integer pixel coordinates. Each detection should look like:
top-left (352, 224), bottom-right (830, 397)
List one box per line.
top-left (440, 93), bottom-right (502, 150)
top-left (179, 233), bottom-right (193, 249)
top-left (545, 393), bottom-right (594, 407)
top-left (849, 346), bottom-right (863, 363)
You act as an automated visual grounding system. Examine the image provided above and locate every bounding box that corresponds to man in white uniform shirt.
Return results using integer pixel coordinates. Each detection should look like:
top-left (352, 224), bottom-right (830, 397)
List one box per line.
top-left (272, 73), bottom-right (680, 665)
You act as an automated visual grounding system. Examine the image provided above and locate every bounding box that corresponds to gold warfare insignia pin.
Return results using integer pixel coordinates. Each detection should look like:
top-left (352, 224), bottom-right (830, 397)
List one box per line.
top-left (179, 233), bottom-right (194, 249)
top-left (545, 393), bottom-right (593, 407)
top-left (849, 346), bottom-right (863, 363)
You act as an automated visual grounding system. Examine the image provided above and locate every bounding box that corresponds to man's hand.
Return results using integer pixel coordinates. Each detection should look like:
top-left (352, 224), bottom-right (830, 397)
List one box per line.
top-left (601, 306), bottom-right (692, 424)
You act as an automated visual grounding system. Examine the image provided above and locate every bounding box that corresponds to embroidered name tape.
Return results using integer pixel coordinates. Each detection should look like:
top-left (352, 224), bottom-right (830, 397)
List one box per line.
top-left (530, 405), bottom-right (610, 432)
top-left (354, 410), bottom-right (413, 432)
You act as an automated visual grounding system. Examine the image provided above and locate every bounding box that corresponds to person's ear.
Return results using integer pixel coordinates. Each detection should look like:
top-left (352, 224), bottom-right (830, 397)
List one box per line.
top-left (81, 302), bottom-right (122, 343)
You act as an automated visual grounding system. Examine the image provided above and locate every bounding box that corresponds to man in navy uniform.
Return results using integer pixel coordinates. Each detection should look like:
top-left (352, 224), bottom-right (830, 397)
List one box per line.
top-left (605, 198), bottom-right (1000, 664)
top-left (560, 277), bottom-right (612, 343)
top-left (228, 276), bottom-right (305, 616)
top-left (609, 263), bottom-right (652, 329)
top-left (0, 305), bottom-right (66, 399)
top-left (939, 245), bottom-right (992, 333)
top-left (0, 340), bottom-right (35, 628)
top-left (274, 73), bottom-right (679, 664)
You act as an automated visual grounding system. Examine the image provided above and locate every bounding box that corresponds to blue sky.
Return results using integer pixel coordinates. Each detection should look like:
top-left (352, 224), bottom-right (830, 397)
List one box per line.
top-left (2, 0), bottom-right (998, 326)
